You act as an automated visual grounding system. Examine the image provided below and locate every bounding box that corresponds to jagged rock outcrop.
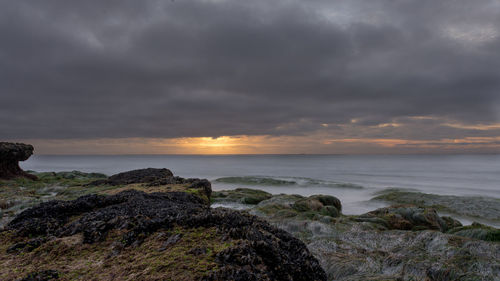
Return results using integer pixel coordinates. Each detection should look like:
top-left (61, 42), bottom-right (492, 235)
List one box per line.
top-left (0, 142), bottom-right (37, 180)
top-left (1, 189), bottom-right (326, 280)
top-left (88, 168), bottom-right (212, 201)
top-left (89, 168), bottom-right (174, 186)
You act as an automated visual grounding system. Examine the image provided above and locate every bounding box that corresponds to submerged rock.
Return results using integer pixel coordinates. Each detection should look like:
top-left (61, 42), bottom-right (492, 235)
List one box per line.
top-left (0, 142), bottom-right (37, 180)
top-left (1, 189), bottom-right (326, 280)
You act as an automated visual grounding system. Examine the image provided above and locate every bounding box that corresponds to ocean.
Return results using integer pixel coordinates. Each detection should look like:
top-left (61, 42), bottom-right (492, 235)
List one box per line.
top-left (21, 154), bottom-right (500, 217)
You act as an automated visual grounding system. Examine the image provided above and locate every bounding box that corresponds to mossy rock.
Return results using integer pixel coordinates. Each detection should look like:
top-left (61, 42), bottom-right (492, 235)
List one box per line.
top-left (320, 205), bottom-right (340, 218)
top-left (441, 216), bottom-right (463, 230)
top-left (310, 195), bottom-right (342, 212)
top-left (372, 190), bottom-right (500, 222)
top-left (293, 198), bottom-right (325, 212)
top-left (36, 171), bottom-right (107, 181)
top-left (212, 188), bottom-right (272, 205)
top-left (292, 195), bottom-right (341, 218)
top-left (256, 202), bottom-right (293, 215)
top-left (0, 190), bottom-right (327, 280)
top-left (360, 205), bottom-right (450, 232)
top-left (275, 209), bottom-right (300, 218)
top-left (448, 222), bottom-right (500, 242)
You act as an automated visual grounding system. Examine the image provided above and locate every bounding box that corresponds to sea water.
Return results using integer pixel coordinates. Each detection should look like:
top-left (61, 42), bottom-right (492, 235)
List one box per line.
top-left (21, 154), bottom-right (500, 216)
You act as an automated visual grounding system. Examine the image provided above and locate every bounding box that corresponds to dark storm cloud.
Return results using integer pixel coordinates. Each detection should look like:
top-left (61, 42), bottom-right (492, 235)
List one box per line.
top-left (1, 0), bottom-right (499, 139)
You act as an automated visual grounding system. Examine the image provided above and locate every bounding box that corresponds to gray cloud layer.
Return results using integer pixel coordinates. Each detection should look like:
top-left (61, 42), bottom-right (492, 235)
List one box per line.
top-left (1, 0), bottom-right (500, 140)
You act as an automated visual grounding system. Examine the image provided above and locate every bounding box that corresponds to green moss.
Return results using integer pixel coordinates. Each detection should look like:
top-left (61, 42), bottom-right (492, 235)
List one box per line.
top-left (448, 222), bottom-right (500, 242)
top-left (212, 188), bottom-right (272, 205)
top-left (320, 205), bottom-right (340, 218)
top-left (257, 202), bottom-right (292, 214)
top-left (291, 199), bottom-right (311, 212)
top-left (310, 195), bottom-right (342, 212)
top-left (0, 226), bottom-right (234, 280)
top-left (372, 190), bottom-right (500, 224)
top-left (186, 188), bottom-right (210, 204)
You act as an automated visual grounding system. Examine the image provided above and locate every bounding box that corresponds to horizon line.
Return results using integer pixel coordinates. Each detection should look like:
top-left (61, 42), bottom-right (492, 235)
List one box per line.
top-left (32, 152), bottom-right (500, 156)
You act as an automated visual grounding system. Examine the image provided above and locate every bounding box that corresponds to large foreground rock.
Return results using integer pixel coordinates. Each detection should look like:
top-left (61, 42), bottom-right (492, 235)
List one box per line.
top-left (0, 189), bottom-right (326, 281)
top-left (0, 142), bottom-right (37, 180)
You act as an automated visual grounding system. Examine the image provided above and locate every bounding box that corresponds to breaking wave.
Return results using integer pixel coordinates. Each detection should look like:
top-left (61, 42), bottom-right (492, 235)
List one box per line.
top-left (214, 176), bottom-right (363, 189)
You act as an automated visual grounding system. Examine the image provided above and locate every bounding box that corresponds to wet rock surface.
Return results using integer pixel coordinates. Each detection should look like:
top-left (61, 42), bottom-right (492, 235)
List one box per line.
top-left (4, 189), bottom-right (326, 281)
top-left (357, 204), bottom-right (458, 232)
top-left (373, 189), bottom-right (500, 223)
top-left (0, 142), bottom-right (37, 180)
top-left (215, 188), bottom-right (500, 280)
top-left (214, 190), bottom-right (343, 221)
top-left (448, 222), bottom-right (500, 242)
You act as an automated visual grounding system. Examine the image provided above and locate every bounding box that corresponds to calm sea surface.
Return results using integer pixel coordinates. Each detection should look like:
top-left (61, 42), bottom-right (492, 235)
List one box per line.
top-left (21, 154), bottom-right (500, 216)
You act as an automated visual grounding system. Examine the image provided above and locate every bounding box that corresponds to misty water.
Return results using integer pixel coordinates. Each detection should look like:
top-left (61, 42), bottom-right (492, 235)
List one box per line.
top-left (22, 154), bottom-right (500, 220)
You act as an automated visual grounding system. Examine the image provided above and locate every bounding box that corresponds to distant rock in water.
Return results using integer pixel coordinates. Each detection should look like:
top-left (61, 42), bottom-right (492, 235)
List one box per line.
top-left (2, 189), bottom-right (326, 280)
top-left (0, 142), bottom-right (37, 180)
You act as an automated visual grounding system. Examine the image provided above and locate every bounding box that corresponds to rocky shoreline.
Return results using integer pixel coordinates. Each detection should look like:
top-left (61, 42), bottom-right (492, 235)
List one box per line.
top-left (0, 143), bottom-right (499, 280)
top-left (0, 170), bottom-right (498, 280)
top-left (0, 168), bottom-right (325, 281)
top-left (212, 188), bottom-right (500, 280)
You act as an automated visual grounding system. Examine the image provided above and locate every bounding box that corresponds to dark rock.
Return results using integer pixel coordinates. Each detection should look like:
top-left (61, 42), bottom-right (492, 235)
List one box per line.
top-left (87, 169), bottom-right (212, 201)
top-left (212, 188), bottom-right (273, 205)
top-left (188, 246), bottom-right (207, 256)
top-left (147, 176), bottom-right (212, 199)
top-left (7, 237), bottom-right (45, 253)
top-left (7, 190), bottom-right (326, 281)
top-left (19, 270), bottom-right (59, 281)
top-left (0, 142), bottom-right (37, 180)
top-left (187, 178), bottom-right (212, 199)
top-left (89, 168), bottom-right (173, 186)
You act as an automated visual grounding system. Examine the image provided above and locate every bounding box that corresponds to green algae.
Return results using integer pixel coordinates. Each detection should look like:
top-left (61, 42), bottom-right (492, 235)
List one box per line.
top-left (0, 226), bottom-right (233, 281)
top-left (212, 188), bottom-right (273, 205)
top-left (448, 222), bottom-right (500, 242)
top-left (372, 189), bottom-right (500, 223)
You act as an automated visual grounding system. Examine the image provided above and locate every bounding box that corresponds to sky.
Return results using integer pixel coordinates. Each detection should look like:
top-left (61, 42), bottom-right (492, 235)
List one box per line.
top-left (1, 0), bottom-right (499, 154)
